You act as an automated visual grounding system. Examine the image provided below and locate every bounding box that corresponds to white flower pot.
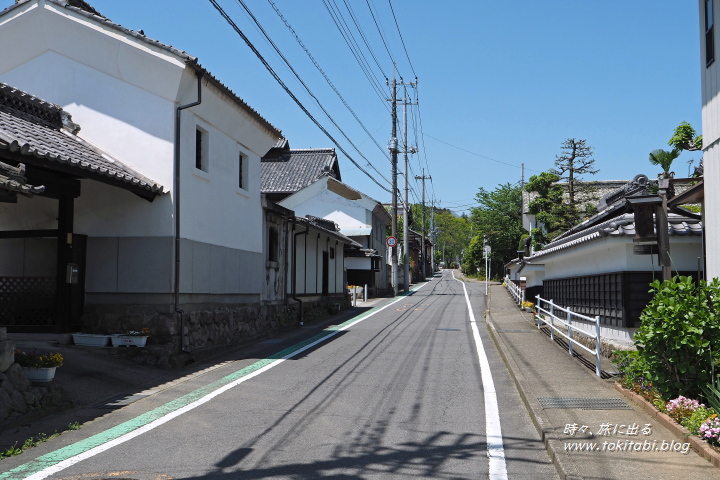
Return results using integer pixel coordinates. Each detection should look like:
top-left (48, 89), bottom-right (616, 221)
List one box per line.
top-left (22, 366), bottom-right (56, 382)
top-left (111, 335), bottom-right (148, 347)
top-left (72, 333), bottom-right (110, 347)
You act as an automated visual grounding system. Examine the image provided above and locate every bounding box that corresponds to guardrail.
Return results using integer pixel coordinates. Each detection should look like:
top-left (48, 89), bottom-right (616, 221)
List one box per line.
top-left (504, 275), bottom-right (524, 305)
top-left (534, 295), bottom-right (602, 377)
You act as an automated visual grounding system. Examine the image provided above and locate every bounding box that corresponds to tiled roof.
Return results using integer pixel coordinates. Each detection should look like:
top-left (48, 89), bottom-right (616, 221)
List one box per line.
top-left (529, 212), bottom-right (702, 260)
top-left (2, 0), bottom-right (281, 138)
top-left (0, 160), bottom-right (44, 196)
top-left (0, 83), bottom-right (164, 199)
top-left (296, 216), bottom-right (361, 248)
top-left (261, 148), bottom-right (340, 194)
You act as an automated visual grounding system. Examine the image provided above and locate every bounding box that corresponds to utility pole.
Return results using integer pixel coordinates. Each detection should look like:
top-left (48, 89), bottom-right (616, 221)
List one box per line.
top-left (430, 201), bottom-right (436, 274)
top-left (388, 72), bottom-right (399, 297)
top-left (401, 83), bottom-right (417, 292)
top-left (415, 169), bottom-right (431, 279)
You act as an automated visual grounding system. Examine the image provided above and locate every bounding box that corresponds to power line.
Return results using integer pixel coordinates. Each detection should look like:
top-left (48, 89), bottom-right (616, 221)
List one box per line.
top-left (233, 0), bottom-right (392, 186)
top-left (266, 0), bottom-right (391, 161)
top-left (322, 0), bottom-right (388, 104)
top-left (208, 0), bottom-right (392, 194)
top-left (341, 0), bottom-right (387, 77)
top-left (387, 0), bottom-right (416, 78)
top-left (422, 131), bottom-right (543, 173)
top-left (365, 0), bottom-right (397, 68)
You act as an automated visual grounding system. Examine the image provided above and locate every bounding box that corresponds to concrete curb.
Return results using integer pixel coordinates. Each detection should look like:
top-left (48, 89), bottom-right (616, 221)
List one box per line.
top-left (613, 382), bottom-right (720, 468)
top-left (485, 304), bottom-right (584, 479)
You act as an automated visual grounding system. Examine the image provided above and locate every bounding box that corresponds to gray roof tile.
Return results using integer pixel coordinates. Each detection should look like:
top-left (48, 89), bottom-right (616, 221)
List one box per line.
top-left (0, 83), bottom-right (164, 198)
top-left (261, 147), bottom-right (341, 194)
top-left (529, 212), bottom-right (702, 260)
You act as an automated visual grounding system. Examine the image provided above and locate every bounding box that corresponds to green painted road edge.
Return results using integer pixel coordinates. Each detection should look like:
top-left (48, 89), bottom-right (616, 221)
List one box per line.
top-left (1, 283), bottom-right (426, 479)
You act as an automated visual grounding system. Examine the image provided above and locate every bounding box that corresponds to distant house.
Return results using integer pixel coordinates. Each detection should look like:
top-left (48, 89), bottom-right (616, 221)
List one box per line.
top-left (261, 141), bottom-right (391, 296)
top-left (0, 0), bottom-right (340, 360)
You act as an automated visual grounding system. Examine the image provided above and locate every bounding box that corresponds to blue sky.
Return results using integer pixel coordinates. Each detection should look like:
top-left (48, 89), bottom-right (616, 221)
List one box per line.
top-left (17, 0), bottom-right (704, 214)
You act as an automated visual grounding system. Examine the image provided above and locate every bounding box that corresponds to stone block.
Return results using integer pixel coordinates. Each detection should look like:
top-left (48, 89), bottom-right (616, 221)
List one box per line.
top-left (1, 378), bottom-right (14, 395)
top-left (0, 339), bottom-right (16, 372)
top-left (6, 363), bottom-right (30, 392)
top-left (22, 390), bottom-right (38, 407)
top-left (10, 389), bottom-right (27, 414)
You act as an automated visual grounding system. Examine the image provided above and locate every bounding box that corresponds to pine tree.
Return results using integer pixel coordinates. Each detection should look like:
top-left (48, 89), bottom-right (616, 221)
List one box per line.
top-left (550, 138), bottom-right (599, 225)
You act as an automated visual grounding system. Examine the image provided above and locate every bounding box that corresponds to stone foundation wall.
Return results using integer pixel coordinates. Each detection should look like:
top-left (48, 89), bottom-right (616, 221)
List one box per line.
top-left (81, 295), bottom-right (348, 367)
top-left (0, 364), bottom-right (68, 430)
top-left (0, 328), bottom-right (69, 430)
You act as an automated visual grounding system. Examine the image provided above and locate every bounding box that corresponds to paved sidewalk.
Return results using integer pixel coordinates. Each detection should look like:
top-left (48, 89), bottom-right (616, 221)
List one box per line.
top-left (486, 283), bottom-right (720, 480)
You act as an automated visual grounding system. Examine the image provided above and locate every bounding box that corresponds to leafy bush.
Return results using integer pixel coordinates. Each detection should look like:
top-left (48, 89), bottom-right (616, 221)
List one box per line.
top-left (613, 349), bottom-right (650, 389)
top-left (702, 373), bottom-right (720, 413)
top-left (683, 407), bottom-right (716, 436)
top-left (633, 276), bottom-right (720, 399)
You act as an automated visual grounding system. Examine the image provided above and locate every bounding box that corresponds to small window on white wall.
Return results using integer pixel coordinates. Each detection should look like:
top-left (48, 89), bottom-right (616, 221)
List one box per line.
top-left (238, 151), bottom-right (247, 190)
top-left (195, 127), bottom-right (209, 172)
top-left (707, 0), bottom-right (715, 67)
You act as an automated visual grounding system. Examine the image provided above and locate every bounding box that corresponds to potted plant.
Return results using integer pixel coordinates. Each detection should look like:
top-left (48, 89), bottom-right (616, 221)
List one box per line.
top-left (15, 350), bottom-right (64, 382)
top-left (71, 333), bottom-right (111, 347)
top-left (521, 301), bottom-right (534, 312)
top-left (111, 327), bottom-right (150, 347)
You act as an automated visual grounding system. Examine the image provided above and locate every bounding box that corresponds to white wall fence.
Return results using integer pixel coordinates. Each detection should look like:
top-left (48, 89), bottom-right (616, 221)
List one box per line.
top-left (504, 275), bottom-right (524, 305)
top-left (535, 295), bottom-right (602, 377)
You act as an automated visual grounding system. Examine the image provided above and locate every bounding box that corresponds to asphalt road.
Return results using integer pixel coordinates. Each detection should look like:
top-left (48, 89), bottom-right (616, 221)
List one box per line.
top-left (2, 271), bottom-right (557, 479)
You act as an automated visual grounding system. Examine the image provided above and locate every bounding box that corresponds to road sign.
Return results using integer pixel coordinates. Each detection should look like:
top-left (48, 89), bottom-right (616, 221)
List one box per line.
top-left (387, 236), bottom-right (397, 247)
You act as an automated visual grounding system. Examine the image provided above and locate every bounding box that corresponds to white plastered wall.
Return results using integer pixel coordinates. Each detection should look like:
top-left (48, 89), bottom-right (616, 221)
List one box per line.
top-left (540, 237), bottom-right (703, 280)
top-left (701, 0), bottom-right (720, 280)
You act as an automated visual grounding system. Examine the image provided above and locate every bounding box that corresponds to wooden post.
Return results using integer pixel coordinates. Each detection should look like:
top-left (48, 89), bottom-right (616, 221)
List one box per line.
top-left (55, 195), bottom-right (74, 332)
top-left (657, 179), bottom-right (671, 282)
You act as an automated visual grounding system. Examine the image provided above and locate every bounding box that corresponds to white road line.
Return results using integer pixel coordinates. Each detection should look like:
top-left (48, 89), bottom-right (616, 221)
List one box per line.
top-left (452, 271), bottom-right (508, 479)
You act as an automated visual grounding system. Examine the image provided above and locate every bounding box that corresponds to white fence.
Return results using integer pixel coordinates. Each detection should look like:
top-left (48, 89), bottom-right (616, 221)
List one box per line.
top-left (504, 275), bottom-right (524, 305)
top-left (535, 295), bottom-right (602, 377)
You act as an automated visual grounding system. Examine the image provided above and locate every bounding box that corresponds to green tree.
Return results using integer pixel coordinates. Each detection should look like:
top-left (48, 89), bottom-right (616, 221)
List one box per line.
top-left (550, 138), bottom-right (599, 217)
top-left (466, 182), bottom-right (523, 278)
top-left (433, 209), bottom-right (469, 267)
top-left (648, 148), bottom-right (680, 179)
top-left (525, 172), bottom-right (568, 248)
top-left (668, 121), bottom-right (702, 152)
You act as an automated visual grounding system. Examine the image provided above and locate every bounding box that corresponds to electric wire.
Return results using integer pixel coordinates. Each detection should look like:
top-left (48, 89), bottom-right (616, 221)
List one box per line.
top-left (341, 0), bottom-right (387, 78)
top-left (233, 0), bottom-right (392, 186)
top-left (422, 130), bottom-right (542, 173)
top-left (365, 0), bottom-right (397, 67)
top-left (387, 0), bottom-right (416, 78)
top-left (322, 0), bottom-right (388, 104)
top-left (266, 0), bottom-right (391, 161)
top-left (208, 0), bottom-right (392, 194)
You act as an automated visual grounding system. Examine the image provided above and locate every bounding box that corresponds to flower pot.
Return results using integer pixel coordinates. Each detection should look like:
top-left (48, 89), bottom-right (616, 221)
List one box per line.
top-left (72, 333), bottom-right (110, 347)
top-left (111, 335), bottom-right (147, 347)
top-left (22, 366), bottom-right (56, 382)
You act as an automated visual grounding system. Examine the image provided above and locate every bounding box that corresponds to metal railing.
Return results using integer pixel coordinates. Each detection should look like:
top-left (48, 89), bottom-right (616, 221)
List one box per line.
top-left (504, 275), bottom-right (524, 305)
top-left (534, 295), bottom-right (602, 377)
